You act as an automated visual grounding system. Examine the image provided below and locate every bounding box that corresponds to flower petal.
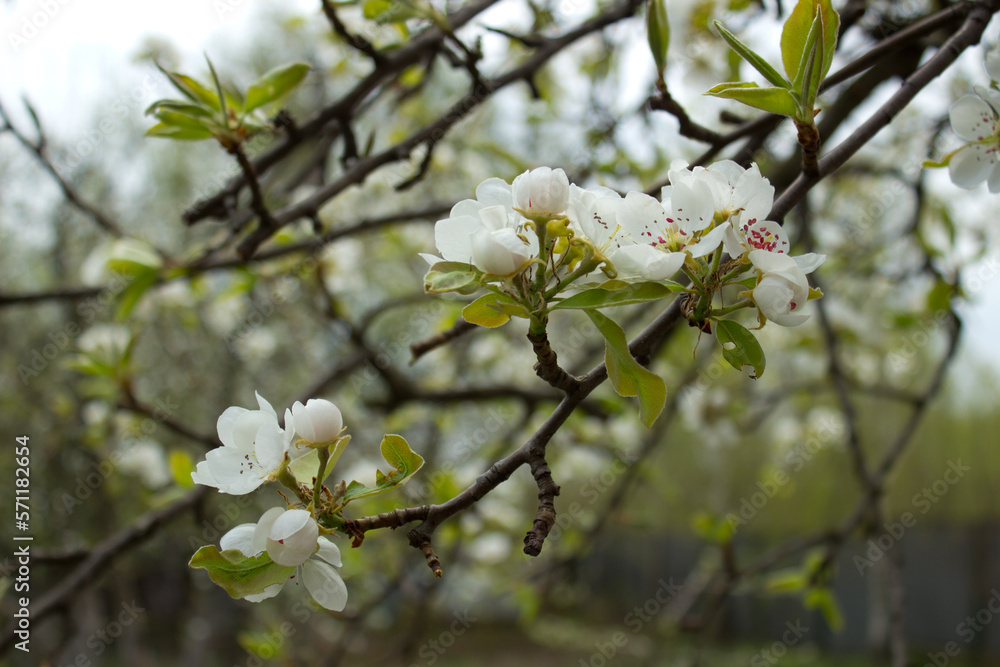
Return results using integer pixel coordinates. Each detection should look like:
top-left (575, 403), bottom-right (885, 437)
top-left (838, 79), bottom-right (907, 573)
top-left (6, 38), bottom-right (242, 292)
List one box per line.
top-left (267, 509), bottom-right (319, 567)
top-left (315, 537), bottom-right (343, 567)
top-left (989, 160), bottom-right (1000, 194)
top-left (434, 215), bottom-right (479, 263)
top-left (302, 560), bottom-right (348, 611)
top-left (948, 143), bottom-right (993, 189)
top-left (216, 407), bottom-right (246, 448)
top-left (190, 460), bottom-right (219, 488)
top-left (949, 95), bottom-right (995, 142)
top-left (475, 177), bottom-right (514, 208)
top-left (793, 253), bottom-right (826, 274)
top-left (245, 582), bottom-right (284, 603)
top-left (253, 507), bottom-right (285, 555)
top-left (254, 392), bottom-right (277, 419)
top-left (220, 524), bottom-right (260, 557)
top-left (688, 225), bottom-right (728, 258)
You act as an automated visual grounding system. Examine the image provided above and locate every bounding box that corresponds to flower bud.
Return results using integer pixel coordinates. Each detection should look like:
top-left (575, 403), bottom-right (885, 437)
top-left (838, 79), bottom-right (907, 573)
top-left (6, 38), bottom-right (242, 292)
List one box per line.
top-left (512, 167), bottom-right (570, 216)
top-left (291, 398), bottom-right (343, 444)
top-left (471, 227), bottom-right (532, 276)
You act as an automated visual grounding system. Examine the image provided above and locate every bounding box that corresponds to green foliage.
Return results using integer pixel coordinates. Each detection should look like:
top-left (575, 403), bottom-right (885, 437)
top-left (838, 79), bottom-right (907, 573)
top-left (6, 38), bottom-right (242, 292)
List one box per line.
top-left (551, 281), bottom-right (683, 310)
top-left (188, 547), bottom-right (296, 599)
top-left (423, 261), bottom-right (482, 294)
top-left (715, 320), bottom-right (766, 379)
top-left (339, 434), bottom-right (425, 507)
top-left (708, 0), bottom-right (839, 125)
top-left (585, 310), bottom-right (666, 428)
top-left (463, 292), bottom-right (528, 328)
top-left (146, 58), bottom-right (310, 148)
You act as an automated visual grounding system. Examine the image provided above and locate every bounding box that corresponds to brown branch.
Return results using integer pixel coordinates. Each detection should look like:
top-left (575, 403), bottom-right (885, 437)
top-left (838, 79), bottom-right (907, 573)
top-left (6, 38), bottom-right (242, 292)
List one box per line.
top-left (648, 86), bottom-right (724, 145)
top-left (407, 530), bottom-right (443, 577)
top-left (182, 0), bottom-right (503, 225)
top-left (233, 143), bottom-right (279, 232)
top-left (0, 98), bottom-right (124, 238)
top-left (235, 0), bottom-right (645, 258)
top-left (523, 455), bottom-right (560, 556)
top-left (320, 0), bottom-right (385, 64)
top-left (527, 330), bottom-right (581, 393)
top-left (410, 319), bottom-right (477, 361)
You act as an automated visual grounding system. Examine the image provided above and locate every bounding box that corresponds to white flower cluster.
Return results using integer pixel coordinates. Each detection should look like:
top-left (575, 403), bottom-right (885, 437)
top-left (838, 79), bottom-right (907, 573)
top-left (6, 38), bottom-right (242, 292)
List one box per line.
top-left (192, 393), bottom-right (348, 610)
top-left (426, 162), bottom-right (824, 326)
top-left (946, 49), bottom-right (1000, 193)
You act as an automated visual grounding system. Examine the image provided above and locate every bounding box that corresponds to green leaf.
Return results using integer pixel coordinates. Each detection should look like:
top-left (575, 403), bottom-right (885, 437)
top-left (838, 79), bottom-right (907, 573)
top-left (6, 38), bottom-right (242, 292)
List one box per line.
top-left (645, 0), bottom-right (670, 77)
top-left (363, 0), bottom-right (392, 19)
top-left (169, 449), bottom-right (195, 488)
top-left (714, 21), bottom-right (789, 88)
top-left (244, 62), bottom-right (311, 114)
top-left (144, 99), bottom-right (214, 118)
top-left (926, 279), bottom-right (953, 312)
top-left (340, 434), bottom-right (424, 507)
top-left (792, 13), bottom-right (826, 111)
top-left (715, 319), bottom-right (766, 379)
top-left (205, 56), bottom-right (228, 119)
top-left (145, 123), bottom-right (214, 141)
top-left (765, 569), bottom-right (807, 593)
top-left (115, 270), bottom-right (158, 320)
top-left (189, 547), bottom-right (295, 599)
top-left (585, 310), bottom-right (666, 428)
top-left (704, 82), bottom-right (799, 117)
top-left (155, 63), bottom-right (220, 110)
top-left (781, 0), bottom-right (838, 84)
top-left (551, 282), bottom-right (681, 310)
top-left (805, 587), bottom-right (845, 632)
top-left (462, 292), bottom-right (526, 328)
top-left (153, 109), bottom-right (215, 132)
top-left (423, 262), bottom-right (480, 294)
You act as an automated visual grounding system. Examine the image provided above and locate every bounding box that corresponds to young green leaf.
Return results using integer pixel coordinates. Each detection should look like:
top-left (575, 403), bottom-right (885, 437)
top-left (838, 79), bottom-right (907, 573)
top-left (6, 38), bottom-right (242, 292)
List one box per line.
top-left (145, 123), bottom-right (215, 141)
top-left (340, 434), bottom-right (425, 506)
top-left (462, 292), bottom-right (527, 328)
top-left (781, 0), bottom-right (838, 83)
top-left (244, 62), bottom-right (311, 114)
top-left (152, 109), bottom-right (216, 132)
top-left (189, 547), bottom-right (295, 599)
top-left (423, 261), bottom-right (480, 294)
top-left (646, 0), bottom-right (670, 78)
top-left (715, 319), bottom-right (766, 379)
top-left (144, 99), bottom-right (214, 118)
top-left (205, 56), bottom-right (229, 119)
top-left (705, 82), bottom-right (799, 117)
top-left (155, 62), bottom-right (221, 110)
top-left (585, 310), bottom-right (666, 428)
top-left (714, 21), bottom-right (789, 89)
top-left (805, 587), bottom-right (845, 632)
top-left (551, 281), bottom-right (682, 311)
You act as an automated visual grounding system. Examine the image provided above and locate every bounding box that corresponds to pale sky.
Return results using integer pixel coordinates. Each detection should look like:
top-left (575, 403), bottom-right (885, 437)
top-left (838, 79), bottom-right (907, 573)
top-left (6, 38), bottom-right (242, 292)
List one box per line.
top-left (3, 0), bottom-right (1000, 376)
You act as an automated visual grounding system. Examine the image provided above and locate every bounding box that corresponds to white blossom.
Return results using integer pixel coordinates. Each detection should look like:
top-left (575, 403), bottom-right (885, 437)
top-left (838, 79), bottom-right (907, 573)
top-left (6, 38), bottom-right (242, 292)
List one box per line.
top-left (191, 392), bottom-right (297, 495)
top-left (221, 509), bottom-right (348, 611)
top-left (947, 89), bottom-right (1000, 193)
top-left (749, 250), bottom-right (825, 327)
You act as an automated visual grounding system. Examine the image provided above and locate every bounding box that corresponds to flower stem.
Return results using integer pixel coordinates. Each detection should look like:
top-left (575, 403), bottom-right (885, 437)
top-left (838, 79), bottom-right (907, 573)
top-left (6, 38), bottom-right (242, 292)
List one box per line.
top-left (313, 447), bottom-right (331, 508)
top-left (710, 298), bottom-right (754, 317)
